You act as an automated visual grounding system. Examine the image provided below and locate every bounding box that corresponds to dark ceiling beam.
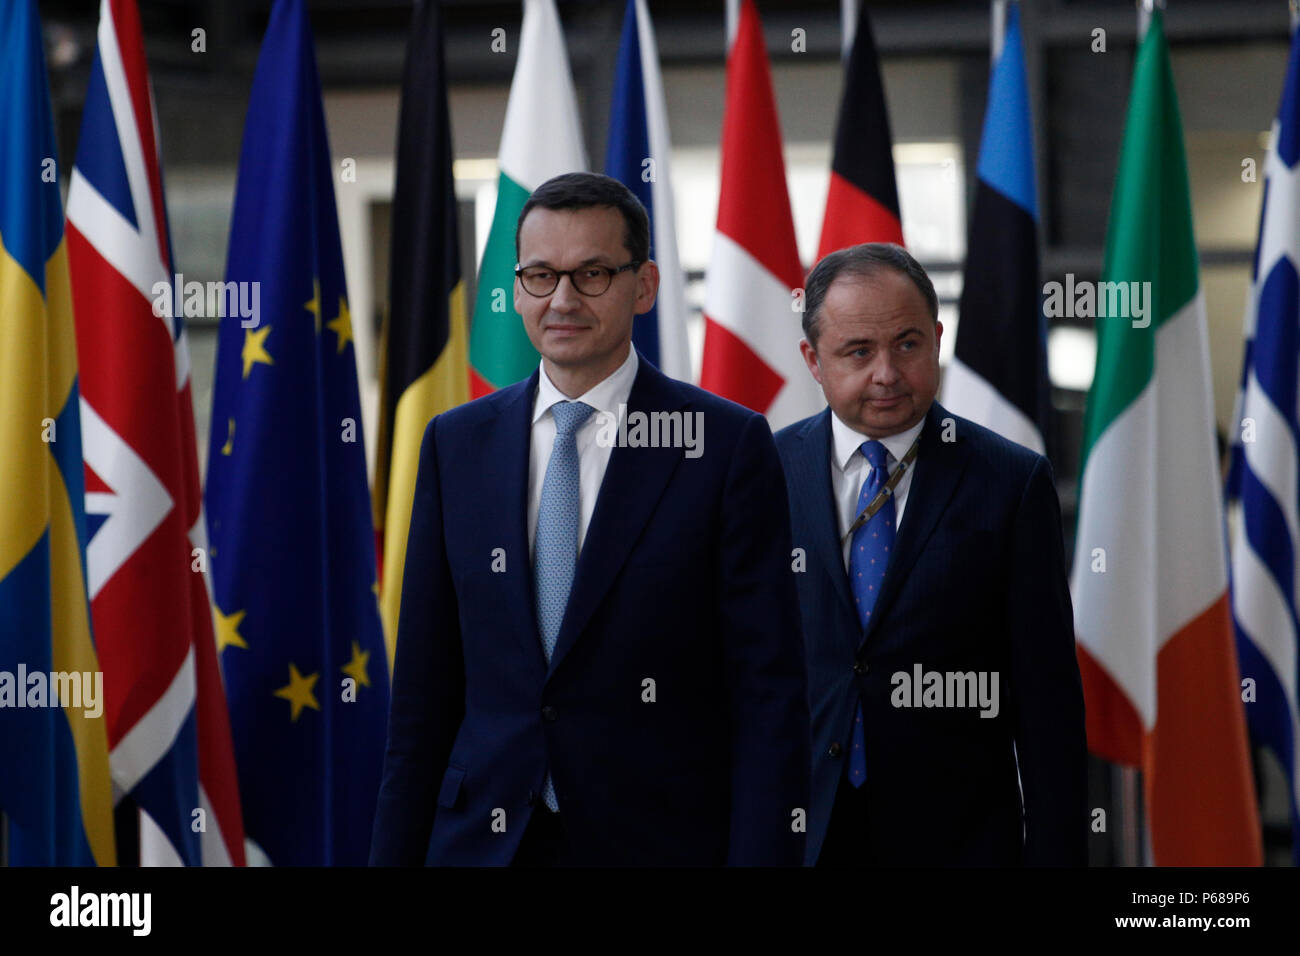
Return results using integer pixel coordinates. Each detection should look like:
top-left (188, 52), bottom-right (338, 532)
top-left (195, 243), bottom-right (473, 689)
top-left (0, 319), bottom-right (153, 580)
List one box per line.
top-left (39, 0), bottom-right (1299, 93)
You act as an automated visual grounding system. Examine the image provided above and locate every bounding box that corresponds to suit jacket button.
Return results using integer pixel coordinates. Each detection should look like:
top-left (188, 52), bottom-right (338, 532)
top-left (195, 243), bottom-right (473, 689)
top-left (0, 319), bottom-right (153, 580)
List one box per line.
top-left (852, 660), bottom-right (867, 674)
top-left (828, 742), bottom-right (842, 758)
top-left (541, 705), bottom-right (558, 722)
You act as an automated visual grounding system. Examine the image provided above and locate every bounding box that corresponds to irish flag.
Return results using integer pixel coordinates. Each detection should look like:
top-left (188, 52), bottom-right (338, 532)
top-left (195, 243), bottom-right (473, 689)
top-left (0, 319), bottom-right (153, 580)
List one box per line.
top-left (1071, 10), bottom-right (1261, 865)
top-left (468, 0), bottom-right (586, 397)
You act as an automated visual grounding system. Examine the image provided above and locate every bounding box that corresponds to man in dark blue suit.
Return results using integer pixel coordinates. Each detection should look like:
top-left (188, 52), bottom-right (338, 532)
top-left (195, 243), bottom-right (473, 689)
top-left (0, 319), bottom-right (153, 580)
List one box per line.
top-left (774, 243), bottom-right (1086, 866)
top-left (370, 173), bottom-right (809, 866)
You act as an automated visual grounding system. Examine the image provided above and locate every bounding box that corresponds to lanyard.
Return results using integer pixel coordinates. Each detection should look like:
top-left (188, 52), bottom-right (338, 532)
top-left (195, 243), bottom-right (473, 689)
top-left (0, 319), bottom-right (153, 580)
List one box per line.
top-left (842, 435), bottom-right (921, 542)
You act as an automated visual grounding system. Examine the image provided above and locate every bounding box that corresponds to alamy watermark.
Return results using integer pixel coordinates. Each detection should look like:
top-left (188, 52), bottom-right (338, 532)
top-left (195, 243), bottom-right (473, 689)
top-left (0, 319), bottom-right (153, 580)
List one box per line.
top-left (0, 665), bottom-right (103, 718)
top-left (890, 664), bottom-right (999, 718)
top-left (592, 404), bottom-right (704, 459)
top-left (1043, 273), bottom-right (1151, 328)
top-left (152, 273), bottom-right (260, 327)
top-left (50, 886), bottom-right (150, 936)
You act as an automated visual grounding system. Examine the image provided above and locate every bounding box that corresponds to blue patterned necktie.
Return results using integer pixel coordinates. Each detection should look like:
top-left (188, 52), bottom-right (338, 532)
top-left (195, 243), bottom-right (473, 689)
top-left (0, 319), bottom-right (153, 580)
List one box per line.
top-left (847, 440), bottom-right (895, 788)
top-left (533, 399), bottom-right (594, 811)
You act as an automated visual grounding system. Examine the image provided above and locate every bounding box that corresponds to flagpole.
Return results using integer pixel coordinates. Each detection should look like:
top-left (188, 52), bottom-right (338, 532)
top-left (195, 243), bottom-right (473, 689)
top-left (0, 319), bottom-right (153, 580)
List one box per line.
top-left (1123, 0), bottom-right (1156, 870)
top-left (726, 0), bottom-right (739, 50)
top-left (841, 0), bottom-right (858, 59)
top-left (992, 0), bottom-right (1008, 62)
top-left (1138, 0), bottom-right (1164, 41)
top-left (1116, 0), bottom-right (1169, 869)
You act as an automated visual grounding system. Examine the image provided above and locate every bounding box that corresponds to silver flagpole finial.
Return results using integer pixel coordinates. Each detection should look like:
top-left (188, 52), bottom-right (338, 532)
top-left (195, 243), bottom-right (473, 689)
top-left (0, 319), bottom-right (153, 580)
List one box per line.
top-left (992, 0), bottom-right (1008, 63)
top-left (1137, 0), bottom-right (1164, 39)
top-left (841, 0), bottom-right (859, 60)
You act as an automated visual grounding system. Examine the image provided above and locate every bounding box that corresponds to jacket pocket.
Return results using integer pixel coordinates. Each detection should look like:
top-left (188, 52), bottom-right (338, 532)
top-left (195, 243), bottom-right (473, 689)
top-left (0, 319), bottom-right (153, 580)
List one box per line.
top-left (437, 765), bottom-right (466, 809)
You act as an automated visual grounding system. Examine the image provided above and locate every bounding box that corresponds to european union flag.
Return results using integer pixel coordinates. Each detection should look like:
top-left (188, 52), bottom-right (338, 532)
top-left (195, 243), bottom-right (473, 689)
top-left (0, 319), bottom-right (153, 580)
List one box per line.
top-left (205, 0), bottom-right (388, 866)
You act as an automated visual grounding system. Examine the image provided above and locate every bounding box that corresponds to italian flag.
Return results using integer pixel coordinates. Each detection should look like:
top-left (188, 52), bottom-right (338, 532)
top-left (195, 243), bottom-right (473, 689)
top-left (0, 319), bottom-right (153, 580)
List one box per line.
top-left (1071, 11), bottom-right (1261, 865)
top-left (468, 0), bottom-right (587, 397)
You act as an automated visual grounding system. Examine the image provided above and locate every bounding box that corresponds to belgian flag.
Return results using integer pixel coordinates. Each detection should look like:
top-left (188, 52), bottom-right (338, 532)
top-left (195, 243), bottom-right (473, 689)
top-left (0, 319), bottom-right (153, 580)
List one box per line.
top-left (374, 0), bottom-right (469, 668)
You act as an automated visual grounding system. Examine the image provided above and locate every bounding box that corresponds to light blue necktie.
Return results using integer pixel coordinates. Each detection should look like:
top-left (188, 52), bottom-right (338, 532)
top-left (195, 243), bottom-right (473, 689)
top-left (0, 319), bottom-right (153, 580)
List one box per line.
top-left (847, 440), bottom-right (895, 788)
top-left (534, 400), bottom-right (594, 811)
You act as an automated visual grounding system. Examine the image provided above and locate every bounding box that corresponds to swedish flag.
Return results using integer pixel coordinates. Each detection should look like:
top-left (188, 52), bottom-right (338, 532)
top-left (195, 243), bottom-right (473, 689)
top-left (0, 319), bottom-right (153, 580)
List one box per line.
top-left (0, 0), bottom-right (116, 866)
top-left (205, 0), bottom-right (389, 865)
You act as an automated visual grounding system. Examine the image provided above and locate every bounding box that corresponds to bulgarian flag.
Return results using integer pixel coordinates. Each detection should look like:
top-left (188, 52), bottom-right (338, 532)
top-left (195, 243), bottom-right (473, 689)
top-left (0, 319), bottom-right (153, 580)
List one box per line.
top-left (468, 0), bottom-right (587, 397)
top-left (1071, 10), bottom-right (1262, 865)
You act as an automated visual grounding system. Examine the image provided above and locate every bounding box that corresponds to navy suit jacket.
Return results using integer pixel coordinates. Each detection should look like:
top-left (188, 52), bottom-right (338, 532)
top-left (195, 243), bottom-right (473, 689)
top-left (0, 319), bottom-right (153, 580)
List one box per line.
top-left (370, 354), bottom-right (809, 866)
top-left (774, 401), bottom-right (1087, 866)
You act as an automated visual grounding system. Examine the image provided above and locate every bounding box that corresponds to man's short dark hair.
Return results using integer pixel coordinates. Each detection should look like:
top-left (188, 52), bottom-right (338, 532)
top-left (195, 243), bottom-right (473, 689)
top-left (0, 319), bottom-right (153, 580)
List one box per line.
top-left (515, 172), bottom-right (651, 263)
top-left (802, 242), bottom-right (938, 346)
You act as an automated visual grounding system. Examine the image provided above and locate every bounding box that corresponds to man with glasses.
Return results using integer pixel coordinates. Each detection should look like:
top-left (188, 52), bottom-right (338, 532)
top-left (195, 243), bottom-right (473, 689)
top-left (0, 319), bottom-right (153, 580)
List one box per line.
top-left (371, 172), bottom-right (809, 866)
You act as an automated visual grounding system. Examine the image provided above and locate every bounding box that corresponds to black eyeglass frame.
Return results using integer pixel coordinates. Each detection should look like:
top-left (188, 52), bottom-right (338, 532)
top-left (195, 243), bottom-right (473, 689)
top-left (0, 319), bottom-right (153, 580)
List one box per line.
top-left (514, 260), bottom-right (644, 297)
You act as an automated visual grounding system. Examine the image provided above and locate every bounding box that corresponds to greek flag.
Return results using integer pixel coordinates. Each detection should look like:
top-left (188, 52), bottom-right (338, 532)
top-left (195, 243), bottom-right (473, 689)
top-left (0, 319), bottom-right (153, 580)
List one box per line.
top-left (1226, 18), bottom-right (1300, 865)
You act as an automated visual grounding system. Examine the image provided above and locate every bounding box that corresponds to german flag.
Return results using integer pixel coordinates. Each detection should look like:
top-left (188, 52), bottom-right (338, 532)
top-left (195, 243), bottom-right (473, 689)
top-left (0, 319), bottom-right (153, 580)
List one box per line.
top-left (818, 7), bottom-right (904, 257)
top-left (374, 0), bottom-right (469, 668)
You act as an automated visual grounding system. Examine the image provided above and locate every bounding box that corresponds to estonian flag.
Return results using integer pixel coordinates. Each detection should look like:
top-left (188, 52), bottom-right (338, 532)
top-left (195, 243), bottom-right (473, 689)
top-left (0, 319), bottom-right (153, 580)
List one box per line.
top-left (940, 2), bottom-right (1049, 454)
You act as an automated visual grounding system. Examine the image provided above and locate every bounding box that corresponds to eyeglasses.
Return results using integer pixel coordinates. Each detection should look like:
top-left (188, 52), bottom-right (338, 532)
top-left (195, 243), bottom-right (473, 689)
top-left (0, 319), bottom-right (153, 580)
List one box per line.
top-left (514, 261), bottom-right (642, 297)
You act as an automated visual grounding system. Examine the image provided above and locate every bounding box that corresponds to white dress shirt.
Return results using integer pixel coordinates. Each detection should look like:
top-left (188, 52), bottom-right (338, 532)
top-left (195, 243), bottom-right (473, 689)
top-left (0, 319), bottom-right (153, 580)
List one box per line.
top-left (528, 344), bottom-right (639, 560)
top-left (829, 411), bottom-right (926, 570)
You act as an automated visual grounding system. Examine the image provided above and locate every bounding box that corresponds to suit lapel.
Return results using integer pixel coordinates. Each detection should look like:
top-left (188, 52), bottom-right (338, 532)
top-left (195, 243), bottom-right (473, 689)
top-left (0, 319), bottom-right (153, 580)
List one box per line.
top-left (546, 358), bottom-right (688, 677)
top-left (859, 401), bottom-right (968, 649)
top-left (484, 371), bottom-right (549, 673)
top-left (788, 410), bottom-right (859, 635)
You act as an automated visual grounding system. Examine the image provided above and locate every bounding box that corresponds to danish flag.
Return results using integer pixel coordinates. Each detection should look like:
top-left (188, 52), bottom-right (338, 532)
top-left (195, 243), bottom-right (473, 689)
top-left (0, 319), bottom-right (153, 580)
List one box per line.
top-left (699, 0), bottom-right (824, 429)
top-left (65, 0), bottom-right (245, 865)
